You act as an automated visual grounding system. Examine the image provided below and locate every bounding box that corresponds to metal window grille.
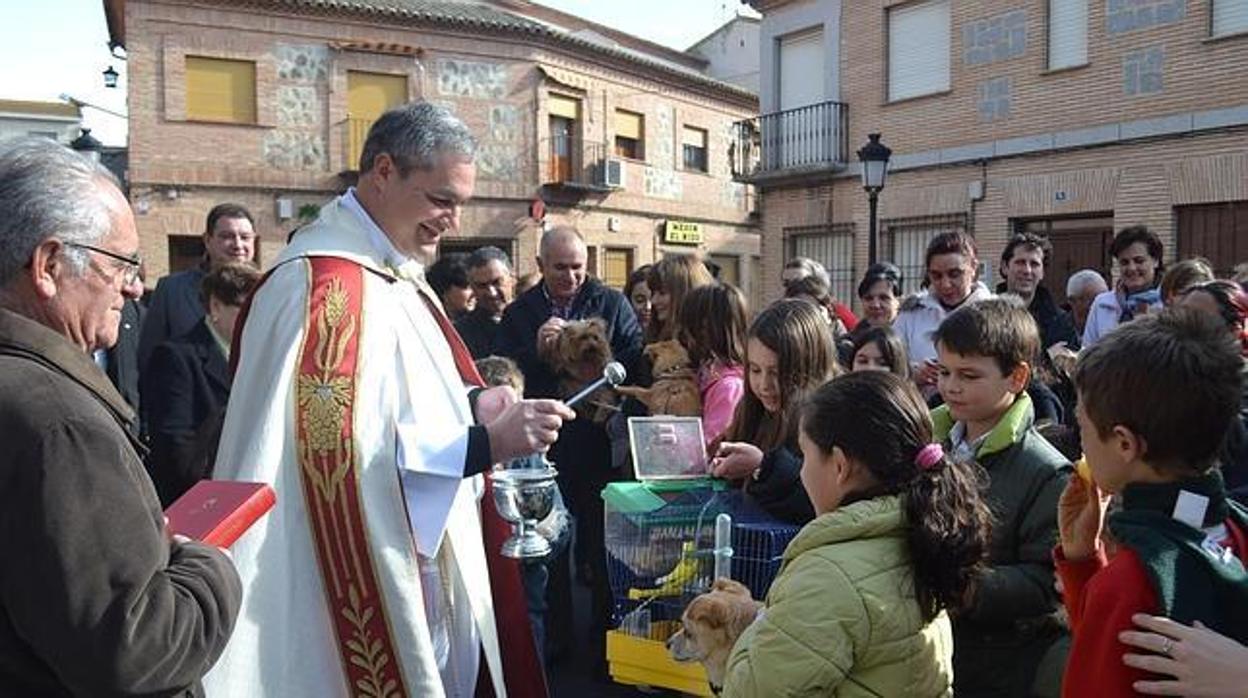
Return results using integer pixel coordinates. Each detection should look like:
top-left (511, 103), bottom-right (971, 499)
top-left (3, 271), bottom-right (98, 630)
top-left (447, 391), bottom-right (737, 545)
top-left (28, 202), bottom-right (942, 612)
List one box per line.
top-left (882, 214), bottom-right (968, 296)
top-left (785, 223), bottom-right (856, 303)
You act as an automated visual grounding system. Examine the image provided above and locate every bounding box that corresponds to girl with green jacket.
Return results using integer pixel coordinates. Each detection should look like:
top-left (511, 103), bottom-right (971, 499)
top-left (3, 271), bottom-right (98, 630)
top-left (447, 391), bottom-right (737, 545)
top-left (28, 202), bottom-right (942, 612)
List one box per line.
top-left (723, 371), bottom-right (993, 696)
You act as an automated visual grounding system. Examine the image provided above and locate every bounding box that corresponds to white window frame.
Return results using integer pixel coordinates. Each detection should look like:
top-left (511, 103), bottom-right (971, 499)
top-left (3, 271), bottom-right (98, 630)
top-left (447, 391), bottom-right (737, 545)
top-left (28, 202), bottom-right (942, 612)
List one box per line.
top-left (1047, 0), bottom-right (1089, 71)
top-left (1212, 0), bottom-right (1248, 36)
top-left (887, 0), bottom-right (951, 102)
top-left (777, 27), bottom-right (825, 111)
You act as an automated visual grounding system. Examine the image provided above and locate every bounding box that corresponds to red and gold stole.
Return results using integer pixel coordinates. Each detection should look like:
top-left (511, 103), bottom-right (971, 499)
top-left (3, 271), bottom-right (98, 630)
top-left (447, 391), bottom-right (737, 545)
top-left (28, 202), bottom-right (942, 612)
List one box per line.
top-left (294, 257), bottom-right (409, 697)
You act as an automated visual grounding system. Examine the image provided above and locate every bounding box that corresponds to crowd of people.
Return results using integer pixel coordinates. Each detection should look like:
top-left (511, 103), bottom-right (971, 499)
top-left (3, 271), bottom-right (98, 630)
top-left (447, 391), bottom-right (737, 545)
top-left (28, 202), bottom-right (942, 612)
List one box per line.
top-left (3, 99), bottom-right (1248, 698)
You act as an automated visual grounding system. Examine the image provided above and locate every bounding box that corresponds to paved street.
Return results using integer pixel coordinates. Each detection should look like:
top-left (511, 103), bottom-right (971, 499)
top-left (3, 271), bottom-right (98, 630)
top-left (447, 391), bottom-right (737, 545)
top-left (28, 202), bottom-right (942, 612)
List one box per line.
top-left (548, 577), bottom-right (675, 698)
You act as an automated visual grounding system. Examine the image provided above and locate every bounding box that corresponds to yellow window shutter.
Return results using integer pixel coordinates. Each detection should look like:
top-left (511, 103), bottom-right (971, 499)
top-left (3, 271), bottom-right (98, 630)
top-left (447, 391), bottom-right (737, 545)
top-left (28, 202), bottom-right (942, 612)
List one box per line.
top-left (549, 94), bottom-right (580, 120)
top-left (614, 110), bottom-right (643, 140)
top-left (603, 248), bottom-right (632, 289)
top-left (185, 56), bottom-right (256, 123)
top-left (347, 71), bottom-right (408, 120)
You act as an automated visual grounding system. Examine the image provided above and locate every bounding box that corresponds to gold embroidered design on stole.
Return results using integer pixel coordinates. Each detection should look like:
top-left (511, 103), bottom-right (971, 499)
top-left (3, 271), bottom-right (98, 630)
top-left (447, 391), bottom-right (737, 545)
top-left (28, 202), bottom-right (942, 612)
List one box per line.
top-left (294, 262), bottom-right (407, 698)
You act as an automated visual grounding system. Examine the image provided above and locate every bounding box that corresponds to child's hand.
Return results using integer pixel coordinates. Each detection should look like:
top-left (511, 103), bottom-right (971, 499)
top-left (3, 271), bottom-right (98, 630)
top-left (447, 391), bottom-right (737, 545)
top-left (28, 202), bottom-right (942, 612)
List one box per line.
top-left (1058, 472), bottom-right (1111, 561)
top-left (709, 442), bottom-right (764, 480)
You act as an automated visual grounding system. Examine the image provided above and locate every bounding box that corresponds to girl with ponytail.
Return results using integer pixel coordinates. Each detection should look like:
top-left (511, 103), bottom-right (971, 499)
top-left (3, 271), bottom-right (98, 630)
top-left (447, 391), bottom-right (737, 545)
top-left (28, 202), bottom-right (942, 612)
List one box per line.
top-left (721, 371), bottom-right (992, 697)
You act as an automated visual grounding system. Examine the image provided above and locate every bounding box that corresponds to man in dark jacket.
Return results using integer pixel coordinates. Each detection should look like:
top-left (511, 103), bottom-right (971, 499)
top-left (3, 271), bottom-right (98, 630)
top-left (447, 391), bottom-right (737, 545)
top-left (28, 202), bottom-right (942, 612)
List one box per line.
top-left (998, 233), bottom-right (1080, 351)
top-left (0, 137), bottom-right (240, 696)
top-left (497, 225), bottom-right (642, 672)
top-left (455, 245), bottom-right (515, 358)
top-left (999, 233), bottom-right (1081, 423)
top-left (99, 296), bottom-right (145, 438)
top-left (137, 203), bottom-right (256, 373)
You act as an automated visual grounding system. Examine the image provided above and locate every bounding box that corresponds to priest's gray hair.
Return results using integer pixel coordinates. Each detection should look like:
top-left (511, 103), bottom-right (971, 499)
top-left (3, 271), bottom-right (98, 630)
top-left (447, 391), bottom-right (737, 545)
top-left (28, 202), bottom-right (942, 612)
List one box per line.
top-left (358, 101), bottom-right (477, 175)
top-left (0, 137), bottom-right (120, 286)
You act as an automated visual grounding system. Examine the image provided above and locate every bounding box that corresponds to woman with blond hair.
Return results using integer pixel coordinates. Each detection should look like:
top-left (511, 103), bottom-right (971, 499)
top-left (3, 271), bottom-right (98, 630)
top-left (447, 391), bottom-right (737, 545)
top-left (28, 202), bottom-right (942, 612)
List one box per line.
top-left (645, 254), bottom-right (714, 343)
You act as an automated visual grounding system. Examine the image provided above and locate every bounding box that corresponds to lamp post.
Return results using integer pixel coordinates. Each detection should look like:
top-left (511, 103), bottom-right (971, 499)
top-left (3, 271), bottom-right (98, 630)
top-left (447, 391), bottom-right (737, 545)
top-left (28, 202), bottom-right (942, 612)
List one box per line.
top-left (103, 65), bottom-right (120, 89)
top-left (70, 128), bottom-right (105, 163)
top-left (857, 133), bottom-right (892, 266)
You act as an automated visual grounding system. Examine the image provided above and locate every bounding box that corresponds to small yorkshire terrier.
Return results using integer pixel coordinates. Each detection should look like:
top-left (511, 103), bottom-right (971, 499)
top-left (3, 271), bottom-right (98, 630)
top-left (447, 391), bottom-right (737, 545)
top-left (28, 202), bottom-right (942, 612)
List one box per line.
top-left (542, 318), bottom-right (618, 424)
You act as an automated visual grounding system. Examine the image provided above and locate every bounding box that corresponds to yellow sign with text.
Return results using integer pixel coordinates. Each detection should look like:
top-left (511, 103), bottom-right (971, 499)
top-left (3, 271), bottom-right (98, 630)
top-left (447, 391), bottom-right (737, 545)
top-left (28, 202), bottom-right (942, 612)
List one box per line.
top-left (663, 220), bottom-right (703, 245)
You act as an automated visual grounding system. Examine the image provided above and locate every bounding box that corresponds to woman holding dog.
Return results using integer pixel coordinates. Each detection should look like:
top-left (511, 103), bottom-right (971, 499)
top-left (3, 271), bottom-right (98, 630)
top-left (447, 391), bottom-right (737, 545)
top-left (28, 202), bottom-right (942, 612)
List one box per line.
top-left (721, 371), bottom-right (993, 696)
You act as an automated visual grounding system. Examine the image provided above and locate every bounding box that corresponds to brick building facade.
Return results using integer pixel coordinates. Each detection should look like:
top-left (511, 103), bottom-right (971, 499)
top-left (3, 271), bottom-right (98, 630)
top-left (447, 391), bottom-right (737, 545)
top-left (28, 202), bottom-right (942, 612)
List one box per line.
top-left (740, 0), bottom-right (1248, 306)
top-left (104, 0), bottom-right (763, 303)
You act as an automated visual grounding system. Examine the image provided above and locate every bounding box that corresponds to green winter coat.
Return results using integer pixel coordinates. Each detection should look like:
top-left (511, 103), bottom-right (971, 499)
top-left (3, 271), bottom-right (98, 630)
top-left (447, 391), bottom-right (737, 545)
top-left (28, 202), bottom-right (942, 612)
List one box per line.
top-left (722, 495), bottom-right (953, 697)
top-left (932, 393), bottom-right (1071, 697)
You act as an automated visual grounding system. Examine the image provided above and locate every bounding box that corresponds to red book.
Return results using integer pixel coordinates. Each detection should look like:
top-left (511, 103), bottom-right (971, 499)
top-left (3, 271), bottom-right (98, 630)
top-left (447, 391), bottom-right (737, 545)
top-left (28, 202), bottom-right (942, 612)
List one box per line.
top-left (164, 480), bottom-right (276, 548)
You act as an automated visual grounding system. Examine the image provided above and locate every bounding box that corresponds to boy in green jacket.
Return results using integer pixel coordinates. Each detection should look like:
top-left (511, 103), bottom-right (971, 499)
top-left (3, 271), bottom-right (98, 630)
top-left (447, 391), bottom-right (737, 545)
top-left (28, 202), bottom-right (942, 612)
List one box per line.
top-left (931, 296), bottom-right (1071, 696)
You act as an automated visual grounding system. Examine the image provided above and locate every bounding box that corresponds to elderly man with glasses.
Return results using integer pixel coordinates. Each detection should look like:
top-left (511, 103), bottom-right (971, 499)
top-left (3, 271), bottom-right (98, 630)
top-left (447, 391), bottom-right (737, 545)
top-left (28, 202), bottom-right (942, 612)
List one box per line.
top-left (0, 137), bottom-right (241, 695)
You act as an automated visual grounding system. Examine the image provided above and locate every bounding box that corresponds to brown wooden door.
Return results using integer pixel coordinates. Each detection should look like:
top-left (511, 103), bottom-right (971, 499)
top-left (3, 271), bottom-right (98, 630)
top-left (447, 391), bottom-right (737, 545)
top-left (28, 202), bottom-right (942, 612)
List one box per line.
top-left (1177, 201), bottom-right (1248, 277)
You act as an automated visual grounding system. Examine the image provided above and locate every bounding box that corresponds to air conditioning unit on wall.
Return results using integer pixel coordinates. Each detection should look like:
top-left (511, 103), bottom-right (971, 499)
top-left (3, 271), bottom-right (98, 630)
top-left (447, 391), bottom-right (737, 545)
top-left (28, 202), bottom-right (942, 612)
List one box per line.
top-left (600, 157), bottom-right (624, 189)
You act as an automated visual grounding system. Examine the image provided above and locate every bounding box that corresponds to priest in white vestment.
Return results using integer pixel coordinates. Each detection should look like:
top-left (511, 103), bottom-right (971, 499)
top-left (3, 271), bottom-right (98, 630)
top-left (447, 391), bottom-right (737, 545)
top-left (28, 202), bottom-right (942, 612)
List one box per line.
top-left (204, 102), bottom-right (572, 698)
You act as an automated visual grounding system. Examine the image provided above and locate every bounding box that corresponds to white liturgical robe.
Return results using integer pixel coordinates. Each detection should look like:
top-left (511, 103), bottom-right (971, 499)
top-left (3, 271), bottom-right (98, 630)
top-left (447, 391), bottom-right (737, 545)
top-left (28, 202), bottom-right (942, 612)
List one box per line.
top-left (202, 194), bottom-right (504, 697)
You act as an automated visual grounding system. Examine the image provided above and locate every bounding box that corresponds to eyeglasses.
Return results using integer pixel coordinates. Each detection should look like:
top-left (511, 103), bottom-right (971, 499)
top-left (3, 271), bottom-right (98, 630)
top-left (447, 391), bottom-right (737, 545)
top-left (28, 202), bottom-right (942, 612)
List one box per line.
top-left (64, 242), bottom-right (142, 287)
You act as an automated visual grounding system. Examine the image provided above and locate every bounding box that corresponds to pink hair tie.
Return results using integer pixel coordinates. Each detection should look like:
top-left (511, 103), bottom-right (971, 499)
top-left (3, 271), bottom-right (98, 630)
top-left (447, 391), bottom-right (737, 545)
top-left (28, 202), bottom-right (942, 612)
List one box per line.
top-left (915, 443), bottom-right (945, 471)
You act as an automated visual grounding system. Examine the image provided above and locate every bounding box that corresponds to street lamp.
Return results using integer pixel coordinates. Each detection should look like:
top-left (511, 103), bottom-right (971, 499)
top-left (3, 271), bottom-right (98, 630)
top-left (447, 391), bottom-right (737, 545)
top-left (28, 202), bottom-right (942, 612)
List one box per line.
top-left (103, 65), bottom-right (119, 89)
top-left (70, 128), bottom-right (105, 163)
top-left (857, 133), bottom-right (891, 266)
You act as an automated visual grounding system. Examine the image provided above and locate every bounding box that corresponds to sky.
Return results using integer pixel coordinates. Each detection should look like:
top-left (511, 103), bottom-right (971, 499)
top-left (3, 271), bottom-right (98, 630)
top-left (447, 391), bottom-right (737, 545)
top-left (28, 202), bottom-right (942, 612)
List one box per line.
top-left (0, 0), bottom-right (757, 147)
top-left (1, 0), bottom-right (128, 145)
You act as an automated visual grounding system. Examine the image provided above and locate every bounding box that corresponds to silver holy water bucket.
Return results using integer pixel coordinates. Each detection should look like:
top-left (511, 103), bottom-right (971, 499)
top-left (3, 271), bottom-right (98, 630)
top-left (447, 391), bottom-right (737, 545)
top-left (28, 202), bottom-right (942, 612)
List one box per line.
top-left (489, 466), bottom-right (559, 559)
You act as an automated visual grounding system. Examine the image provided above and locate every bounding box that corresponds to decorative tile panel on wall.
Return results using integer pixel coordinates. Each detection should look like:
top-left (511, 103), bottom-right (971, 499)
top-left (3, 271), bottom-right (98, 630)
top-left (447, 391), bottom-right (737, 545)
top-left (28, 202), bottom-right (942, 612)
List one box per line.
top-left (963, 10), bottom-right (1027, 65)
top-left (653, 105), bottom-right (675, 169)
top-left (489, 104), bottom-right (520, 142)
top-left (978, 77), bottom-right (1013, 122)
top-left (436, 59), bottom-right (507, 99)
top-left (270, 43), bottom-right (328, 171)
top-left (477, 104), bottom-right (524, 180)
top-left (1123, 46), bottom-right (1165, 95)
top-left (644, 166), bottom-right (682, 200)
top-left (1105, 0), bottom-right (1185, 35)
top-left (477, 144), bottom-right (521, 180)
top-left (277, 86), bottom-right (318, 127)
top-left (264, 131), bottom-right (327, 170)
top-left (275, 44), bottom-right (329, 83)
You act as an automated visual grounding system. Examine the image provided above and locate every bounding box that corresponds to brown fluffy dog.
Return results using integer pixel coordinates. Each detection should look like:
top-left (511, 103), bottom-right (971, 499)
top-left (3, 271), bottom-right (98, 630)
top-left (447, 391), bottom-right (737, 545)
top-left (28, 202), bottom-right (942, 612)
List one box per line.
top-left (615, 340), bottom-right (701, 417)
top-left (542, 318), bottom-right (617, 423)
top-left (666, 579), bottom-right (763, 692)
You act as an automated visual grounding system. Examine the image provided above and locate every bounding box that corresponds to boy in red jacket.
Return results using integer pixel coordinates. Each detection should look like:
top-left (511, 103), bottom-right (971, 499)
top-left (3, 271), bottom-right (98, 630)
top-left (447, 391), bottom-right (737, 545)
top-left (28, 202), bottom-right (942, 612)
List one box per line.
top-left (1057, 308), bottom-right (1248, 697)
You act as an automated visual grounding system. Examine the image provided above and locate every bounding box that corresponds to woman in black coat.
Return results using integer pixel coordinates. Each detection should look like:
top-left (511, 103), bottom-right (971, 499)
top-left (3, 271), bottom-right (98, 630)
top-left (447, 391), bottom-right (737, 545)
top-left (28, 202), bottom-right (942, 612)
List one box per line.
top-left (141, 262), bottom-right (261, 505)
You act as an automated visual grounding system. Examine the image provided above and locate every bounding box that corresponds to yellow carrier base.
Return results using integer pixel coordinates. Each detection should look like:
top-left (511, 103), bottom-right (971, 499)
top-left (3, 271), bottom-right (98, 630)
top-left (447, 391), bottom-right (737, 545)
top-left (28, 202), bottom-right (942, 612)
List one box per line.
top-left (606, 627), bottom-right (714, 697)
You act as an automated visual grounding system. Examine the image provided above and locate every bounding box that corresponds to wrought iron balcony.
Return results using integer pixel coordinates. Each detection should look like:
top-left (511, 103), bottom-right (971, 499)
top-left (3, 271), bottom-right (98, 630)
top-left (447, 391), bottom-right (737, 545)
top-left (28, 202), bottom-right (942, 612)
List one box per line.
top-left (541, 136), bottom-right (618, 192)
top-left (730, 100), bottom-right (849, 182)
